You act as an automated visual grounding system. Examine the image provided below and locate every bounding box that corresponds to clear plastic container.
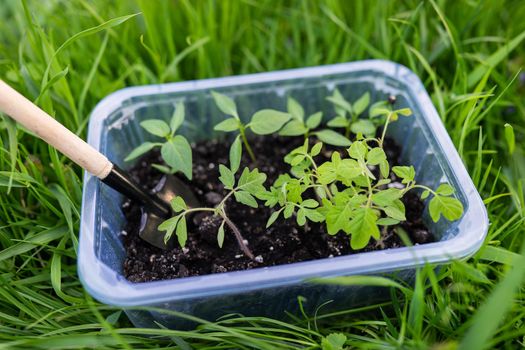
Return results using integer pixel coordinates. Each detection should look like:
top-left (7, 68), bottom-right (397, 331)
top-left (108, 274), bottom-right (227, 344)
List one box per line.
top-left (79, 60), bottom-right (488, 328)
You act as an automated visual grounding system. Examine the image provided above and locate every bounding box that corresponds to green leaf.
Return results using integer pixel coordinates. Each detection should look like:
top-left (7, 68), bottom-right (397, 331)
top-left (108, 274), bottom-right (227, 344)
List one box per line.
top-left (325, 201), bottom-right (353, 235)
top-left (151, 164), bottom-right (172, 174)
top-left (429, 195), bottom-right (464, 222)
top-left (234, 191), bottom-right (258, 208)
top-left (392, 166), bottom-right (415, 184)
top-left (296, 208), bottom-right (306, 226)
top-left (436, 183), bottom-right (455, 196)
top-left (125, 142), bottom-right (157, 161)
top-left (249, 109), bottom-right (291, 135)
top-left (353, 175), bottom-right (370, 187)
top-left (306, 111), bottom-right (323, 129)
top-left (390, 112), bottom-right (399, 121)
top-left (337, 159), bottom-right (361, 182)
top-left (467, 29), bottom-right (525, 88)
top-left (327, 116), bottom-right (348, 128)
top-left (504, 123), bottom-right (515, 154)
top-left (158, 215), bottom-right (181, 244)
top-left (161, 136), bottom-right (193, 180)
top-left (291, 154), bottom-right (306, 166)
top-left (237, 167), bottom-right (267, 194)
top-left (229, 136), bottom-right (242, 173)
top-left (321, 333), bottom-right (347, 350)
top-left (310, 142), bottom-right (323, 157)
top-left (170, 102), bottom-right (185, 134)
top-left (348, 207), bottom-right (379, 249)
top-left (258, 187), bottom-right (282, 207)
top-left (315, 129), bottom-right (351, 146)
top-left (304, 208), bottom-right (325, 222)
top-left (367, 147), bottom-right (387, 165)
top-left (287, 96), bottom-right (304, 121)
top-left (284, 203), bottom-right (295, 218)
top-left (212, 91), bottom-right (238, 118)
top-left (217, 220), bottom-right (225, 248)
top-left (379, 159), bottom-right (390, 178)
top-left (384, 199), bottom-right (406, 221)
top-left (302, 199), bottom-right (319, 208)
top-left (421, 190), bottom-right (430, 199)
top-left (348, 140), bottom-right (367, 160)
top-left (175, 216), bottom-right (187, 247)
top-left (219, 164), bottom-right (235, 189)
top-left (377, 217), bottom-right (400, 226)
top-left (279, 120), bottom-right (307, 136)
top-left (397, 108), bottom-right (412, 116)
top-left (266, 211), bottom-right (280, 228)
top-left (285, 180), bottom-right (303, 203)
top-left (372, 188), bottom-right (403, 206)
top-left (140, 119), bottom-right (170, 137)
top-left (351, 119), bottom-right (376, 136)
top-left (353, 92), bottom-right (370, 116)
top-left (214, 117), bottom-right (240, 132)
top-left (324, 193), bottom-right (367, 235)
top-left (289, 139), bottom-right (309, 155)
top-left (317, 162), bottom-right (337, 185)
top-left (170, 197), bottom-right (187, 212)
top-left (326, 89), bottom-right (353, 114)
top-left (376, 178), bottom-right (391, 186)
top-left (369, 102), bottom-right (391, 118)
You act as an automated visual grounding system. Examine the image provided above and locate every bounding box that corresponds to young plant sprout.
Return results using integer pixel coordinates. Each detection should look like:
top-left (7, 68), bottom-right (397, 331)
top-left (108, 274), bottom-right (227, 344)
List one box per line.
top-left (326, 89), bottom-right (376, 138)
top-left (125, 102), bottom-right (193, 180)
top-left (368, 101), bottom-right (413, 148)
top-left (158, 139), bottom-right (267, 260)
top-left (279, 96), bottom-right (351, 147)
top-left (212, 91), bottom-right (291, 162)
top-left (133, 92), bottom-right (463, 255)
top-left (262, 100), bottom-right (464, 249)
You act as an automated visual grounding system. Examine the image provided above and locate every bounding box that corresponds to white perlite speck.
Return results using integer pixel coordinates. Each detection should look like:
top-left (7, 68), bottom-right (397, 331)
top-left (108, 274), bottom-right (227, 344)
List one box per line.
top-left (254, 255), bottom-right (264, 263)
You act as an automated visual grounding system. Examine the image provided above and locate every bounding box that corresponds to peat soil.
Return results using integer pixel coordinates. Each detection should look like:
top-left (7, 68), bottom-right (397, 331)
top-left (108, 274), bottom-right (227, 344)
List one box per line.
top-left (122, 135), bottom-right (433, 282)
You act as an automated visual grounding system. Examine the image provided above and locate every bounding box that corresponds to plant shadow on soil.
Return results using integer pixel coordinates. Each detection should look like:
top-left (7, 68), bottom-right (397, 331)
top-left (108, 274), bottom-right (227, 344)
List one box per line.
top-left (122, 135), bottom-right (432, 282)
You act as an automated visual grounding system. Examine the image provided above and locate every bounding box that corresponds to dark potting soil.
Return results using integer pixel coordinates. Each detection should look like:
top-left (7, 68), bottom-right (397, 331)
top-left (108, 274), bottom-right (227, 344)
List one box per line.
top-left (122, 135), bottom-right (433, 283)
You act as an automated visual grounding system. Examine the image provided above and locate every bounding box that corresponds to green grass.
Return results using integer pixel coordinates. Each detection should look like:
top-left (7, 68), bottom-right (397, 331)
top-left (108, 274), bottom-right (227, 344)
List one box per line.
top-left (1, 0), bottom-right (524, 348)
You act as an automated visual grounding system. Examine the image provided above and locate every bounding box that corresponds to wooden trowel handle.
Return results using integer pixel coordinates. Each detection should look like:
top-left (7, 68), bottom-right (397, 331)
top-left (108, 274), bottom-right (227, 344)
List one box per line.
top-left (0, 79), bottom-right (113, 179)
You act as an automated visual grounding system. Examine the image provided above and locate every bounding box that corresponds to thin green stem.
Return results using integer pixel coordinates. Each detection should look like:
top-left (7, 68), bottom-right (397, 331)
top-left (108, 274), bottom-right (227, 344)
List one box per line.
top-left (412, 184), bottom-right (436, 195)
top-left (345, 123), bottom-right (351, 138)
top-left (363, 137), bottom-right (381, 146)
top-left (239, 126), bottom-right (256, 163)
top-left (307, 154), bottom-right (334, 200)
top-left (379, 114), bottom-right (392, 148)
top-left (365, 175), bottom-right (373, 207)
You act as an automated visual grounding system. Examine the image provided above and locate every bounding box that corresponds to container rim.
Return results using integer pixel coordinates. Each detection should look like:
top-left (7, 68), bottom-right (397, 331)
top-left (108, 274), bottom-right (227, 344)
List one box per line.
top-left (79, 59), bottom-right (488, 306)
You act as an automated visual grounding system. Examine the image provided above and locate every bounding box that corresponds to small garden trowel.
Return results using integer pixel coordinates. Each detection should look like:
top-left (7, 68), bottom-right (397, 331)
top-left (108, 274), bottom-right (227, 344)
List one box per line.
top-left (0, 79), bottom-right (199, 250)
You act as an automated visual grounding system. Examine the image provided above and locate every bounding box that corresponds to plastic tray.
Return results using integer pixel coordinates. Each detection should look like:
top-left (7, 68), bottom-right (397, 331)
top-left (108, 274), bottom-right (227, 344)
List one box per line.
top-left (79, 60), bottom-right (488, 328)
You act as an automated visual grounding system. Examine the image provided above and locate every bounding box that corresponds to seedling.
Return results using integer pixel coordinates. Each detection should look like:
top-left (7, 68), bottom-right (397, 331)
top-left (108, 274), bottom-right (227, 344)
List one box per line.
top-left (279, 96), bottom-right (351, 147)
top-left (125, 102), bottom-right (193, 180)
top-left (262, 101), bottom-right (464, 249)
top-left (368, 101), bottom-right (413, 148)
top-left (158, 140), bottom-right (267, 260)
top-left (326, 89), bottom-right (376, 138)
top-left (212, 91), bottom-right (292, 162)
top-left (154, 92), bottom-right (463, 254)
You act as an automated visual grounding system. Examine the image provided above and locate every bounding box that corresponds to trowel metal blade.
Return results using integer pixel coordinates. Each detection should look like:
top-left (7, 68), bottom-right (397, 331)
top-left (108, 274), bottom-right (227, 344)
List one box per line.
top-left (138, 175), bottom-right (200, 250)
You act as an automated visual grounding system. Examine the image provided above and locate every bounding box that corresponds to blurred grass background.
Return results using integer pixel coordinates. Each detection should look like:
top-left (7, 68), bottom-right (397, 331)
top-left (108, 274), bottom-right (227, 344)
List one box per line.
top-left (0, 0), bottom-right (524, 349)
